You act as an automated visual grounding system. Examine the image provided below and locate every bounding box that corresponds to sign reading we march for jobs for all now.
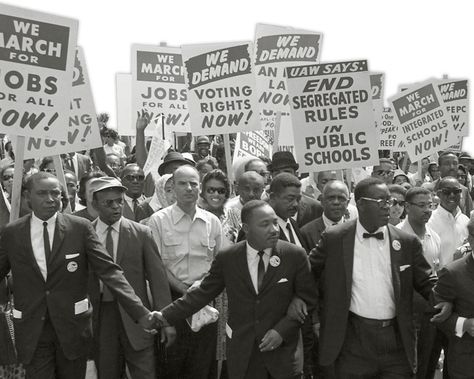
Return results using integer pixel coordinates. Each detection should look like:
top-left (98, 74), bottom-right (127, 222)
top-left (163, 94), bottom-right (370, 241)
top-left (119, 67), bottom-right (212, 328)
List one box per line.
top-left (286, 60), bottom-right (379, 172)
top-left (0, 3), bottom-right (78, 141)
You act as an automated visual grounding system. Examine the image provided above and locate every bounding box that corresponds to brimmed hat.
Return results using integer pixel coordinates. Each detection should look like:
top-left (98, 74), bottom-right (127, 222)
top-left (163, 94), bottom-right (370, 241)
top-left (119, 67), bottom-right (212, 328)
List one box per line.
top-left (158, 151), bottom-right (194, 176)
top-left (89, 177), bottom-right (127, 194)
top-left (268, 151), bottom-right (299, 172)
top-left (196, 136), bottom-right (210, 145)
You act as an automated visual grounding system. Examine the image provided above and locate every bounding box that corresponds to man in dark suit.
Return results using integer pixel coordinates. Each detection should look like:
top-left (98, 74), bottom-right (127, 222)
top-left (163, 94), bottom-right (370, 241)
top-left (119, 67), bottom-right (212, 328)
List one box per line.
top-left (0, 172), bottom-right (159, 379)
top-left (301, 180), bottom-right (350, 252)
top-left (309, 177), bottom-right (451, 378)
top-left (155, 200), bottom-right (318, 379)
top-left (433, 219), bottom-right (474, 379)
top-left (268, 173), bottom-right (308, 251)
top-left (268, 151), bottom-right (322, 228)
top-left (120, 164), bottom-right (146, 221)
top-left (62, 152), bottom-right (92, 182)
top-left (88, 176), bottom-right (176, 378)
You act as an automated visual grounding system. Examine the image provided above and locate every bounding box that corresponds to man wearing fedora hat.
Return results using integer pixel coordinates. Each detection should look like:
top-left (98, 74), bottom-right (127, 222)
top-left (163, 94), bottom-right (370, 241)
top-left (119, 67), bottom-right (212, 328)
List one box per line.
top-left (89, 176), bottom-right (176, 379)
top-left (269, 151), bottom-right (323, 228)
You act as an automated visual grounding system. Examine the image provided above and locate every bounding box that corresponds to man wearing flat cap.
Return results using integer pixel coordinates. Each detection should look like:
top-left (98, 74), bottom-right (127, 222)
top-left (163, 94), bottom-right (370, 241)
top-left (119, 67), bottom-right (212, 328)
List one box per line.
top-left (89, 176), bottom-right (176, 379)
top-left (0, 172), bottom-right (160, 379)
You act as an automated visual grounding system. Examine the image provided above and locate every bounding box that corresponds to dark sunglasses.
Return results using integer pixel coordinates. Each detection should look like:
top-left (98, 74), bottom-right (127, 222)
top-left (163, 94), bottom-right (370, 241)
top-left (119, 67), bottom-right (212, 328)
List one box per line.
top-left (2, 174), bottom-right (14, 181)
top-left (391, 199), bottom-right (405, 207)
top-left (123, 175), bottom-right (145, 182)
top-left (439, 188), bottom-right (462, 196)
top-left (206, 187), bottom-right (226, 195)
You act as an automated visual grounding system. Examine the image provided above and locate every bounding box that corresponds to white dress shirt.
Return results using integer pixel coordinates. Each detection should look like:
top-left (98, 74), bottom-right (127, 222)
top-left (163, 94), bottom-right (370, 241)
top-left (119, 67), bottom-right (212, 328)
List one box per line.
top-left (277, 216), bottom-right (302, 248)
top-left (322, 213), bottom-right (344, 229)
top-left (30, 212), bottom-right (57, 280)
top-left (246, 242), bottom-right (271, 294)
top-left (350, 220), bottom-right (395, 319)
top-left (95, 217), bottom-right (121, 261)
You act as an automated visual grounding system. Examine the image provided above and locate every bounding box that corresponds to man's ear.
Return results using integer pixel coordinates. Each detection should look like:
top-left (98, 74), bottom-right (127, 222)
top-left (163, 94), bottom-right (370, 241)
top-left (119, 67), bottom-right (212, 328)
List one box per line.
top-left (241, 222), bottom-right (249, 235)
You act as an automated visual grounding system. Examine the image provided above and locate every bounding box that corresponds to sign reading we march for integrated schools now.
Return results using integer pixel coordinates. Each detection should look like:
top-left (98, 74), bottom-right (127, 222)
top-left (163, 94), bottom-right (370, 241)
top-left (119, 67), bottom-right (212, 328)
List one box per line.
top-left (390, 80), bottom-right (455, 161)
top-left (285, 60), bottom-right (379, 172)
top-left (0, 4), bottom-right (78, 141)
top-left (254, 23), bottom-right (322, 151)
top-left (132, 44), bottom-right (190, 137)
top-left (23, 47), bottom-right (102, 159)
top-left (182, 41), bottom-right (260, 136)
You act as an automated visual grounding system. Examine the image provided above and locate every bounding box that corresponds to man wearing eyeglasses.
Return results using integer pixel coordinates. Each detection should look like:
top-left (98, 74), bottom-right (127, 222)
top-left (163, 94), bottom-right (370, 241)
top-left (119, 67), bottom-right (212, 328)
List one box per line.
top-left (120, 164), bottom-right (146, 221)
top-left (89, 176), bottom-right (175, 378)
top-left (370, 158), bottom-right (395, 185)
top-left (310, 177), bottom-right (451, 378)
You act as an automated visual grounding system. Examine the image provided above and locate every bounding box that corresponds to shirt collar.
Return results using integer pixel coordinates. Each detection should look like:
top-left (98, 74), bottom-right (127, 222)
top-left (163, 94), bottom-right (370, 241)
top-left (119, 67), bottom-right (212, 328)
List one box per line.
top-left (356, 219), bottom-right (386, 241)
top-left (437, 204), bottom-right (462, 218)
top-left (32, 212), bottom-right (57, 227)
top-left (171, 203), bottom-right (206, 224)
top-left (96, 217), bottom-right (121, 234)
top-left (322, 213), bottom-right (343, 228)
top-left (277, 215), bottom-right (289, 230)
top-left (246, 242), bottom-right (272, 258)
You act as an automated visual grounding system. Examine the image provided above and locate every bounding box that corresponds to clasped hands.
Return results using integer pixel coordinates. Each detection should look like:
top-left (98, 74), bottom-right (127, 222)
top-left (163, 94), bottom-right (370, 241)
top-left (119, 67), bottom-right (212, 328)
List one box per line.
top-left (138, 311), bottom-right (176, 347)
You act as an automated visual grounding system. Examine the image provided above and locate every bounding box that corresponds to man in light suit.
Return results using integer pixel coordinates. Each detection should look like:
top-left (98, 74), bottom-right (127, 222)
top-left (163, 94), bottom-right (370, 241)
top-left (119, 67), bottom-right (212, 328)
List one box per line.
top-left (310, 177), bottom-right (451, 378)
top-left (0, 172), bottom-right (159, 379)
top-left (156, 200), bottom-right (318, 379)
top-left (88, 176), bottom-right (176, 378)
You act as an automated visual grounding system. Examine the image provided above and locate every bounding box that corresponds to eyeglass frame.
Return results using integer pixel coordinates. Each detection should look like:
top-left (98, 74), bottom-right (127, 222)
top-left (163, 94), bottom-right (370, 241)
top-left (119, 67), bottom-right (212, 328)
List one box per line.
top-left (359, 197), bottom-right (394, 208)
top-left (407, 202), bottom-right (438, 211)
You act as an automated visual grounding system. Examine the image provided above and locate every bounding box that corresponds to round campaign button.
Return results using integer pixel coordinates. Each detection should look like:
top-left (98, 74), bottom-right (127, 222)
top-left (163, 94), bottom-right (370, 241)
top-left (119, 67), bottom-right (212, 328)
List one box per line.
top-left (67, 261), bottom-right (78, 272)
top-left (270, 256), bottom-right (280, 267)
top-left (392, 240), bottom-right (401, 251)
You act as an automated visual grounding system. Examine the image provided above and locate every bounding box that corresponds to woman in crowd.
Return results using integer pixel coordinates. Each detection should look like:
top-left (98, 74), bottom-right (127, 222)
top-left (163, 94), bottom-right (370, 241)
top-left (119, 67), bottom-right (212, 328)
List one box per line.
top-left (39, 156), bottom-right (56, 174)
top-left (0, 165), bottom-right (14, 205)
top-left (457, 164), bottom-right (468, 187)
top-left (392, 169), bottom-right (410, 186)
top-left (388, 184), bottom-right (407, 226)
top-left (73, 170), bottom-right (105, 221)
top-left (136, 173), bottom-right (176, 224)
top-left (196, 158), bottom-right (218, 181)
top-left (428, 162), bottom-right (440, 181)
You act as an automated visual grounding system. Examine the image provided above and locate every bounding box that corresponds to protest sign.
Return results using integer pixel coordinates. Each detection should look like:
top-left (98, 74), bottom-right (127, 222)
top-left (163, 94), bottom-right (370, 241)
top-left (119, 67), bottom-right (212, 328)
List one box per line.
top-left (23, 47), bottom-right (102, 158)
top-left (0, 4), bottom-right (78, 140)
top-left (285, 60), bottom-right (379, 172)
top-left (233, 129), bottom-right (272, 160)
top-left (132, 44), bottom-right (190, 137)
top-left (390, 79), bottom-right (456, 160)
top-left (438, 79), bottom-right (469, 137)
top-left (182, 41), bottom-right (259, 136)
top-left (370, 72), bottom-right (384, 130)
top-left (254, 23), bottom-right (322, 151)
top-left (379, 106), bottom-right (406, 151)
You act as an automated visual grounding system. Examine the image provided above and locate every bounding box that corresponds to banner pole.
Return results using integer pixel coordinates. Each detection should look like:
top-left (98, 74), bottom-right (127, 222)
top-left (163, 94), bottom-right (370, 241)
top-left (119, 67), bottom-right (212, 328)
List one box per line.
top-left (53, 155), bottom-right (72, 213)
top-left (272, 112), bottom-right (282, 154)
top-left (223, 134), bottom-right (234, 187)
top-left (10, 135), bottom-right (25, 222)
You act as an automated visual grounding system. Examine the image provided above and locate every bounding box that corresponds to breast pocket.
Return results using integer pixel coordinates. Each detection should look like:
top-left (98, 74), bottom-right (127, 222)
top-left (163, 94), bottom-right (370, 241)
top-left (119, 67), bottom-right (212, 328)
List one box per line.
top-left (201, 238), bottom-right (216, 261)
top-left (162, 233), bottom-right (184, 261)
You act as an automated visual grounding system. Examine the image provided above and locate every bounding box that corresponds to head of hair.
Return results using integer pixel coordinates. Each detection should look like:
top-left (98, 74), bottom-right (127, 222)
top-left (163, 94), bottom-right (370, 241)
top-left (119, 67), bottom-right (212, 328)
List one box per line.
top-left (241, 199), bottom-right (269, 225)
top-left (78, 170), bottom-right (105, 206)
top-left (24, 172), bottom-right (58, 192)
top-left (0, 164), bottom-right (14, 180)
top-left (438, 176), bottom-right (459, 189)
top-left (458, 164), bottom-right (468, 175)
top-left (269, 172), bottom-right (301, 195)
top-left (388, 184), bottom-right (407, 198)
top-left (105, 128), bottom-right (119, 140)
top-left (438, 151), bottom-right (457, 165)
top-left (354, 177), bottom-right (385, 201)
top-left (200, 169), bottom-right (230, 199)
top-left (39, 156), bottom-right (54, 171)
top-left (63, 169), bottom-right (76, 180)
top-left (405, 187), bottom-right (432, 203)
top-left (196, 158), bottom-right (218, 171)
top-left (120, 163), bottom-right (142, 178)
top-left (244, 158), bottom-right (265, 171)
top-left (172, 165), bottom-right (199, 182)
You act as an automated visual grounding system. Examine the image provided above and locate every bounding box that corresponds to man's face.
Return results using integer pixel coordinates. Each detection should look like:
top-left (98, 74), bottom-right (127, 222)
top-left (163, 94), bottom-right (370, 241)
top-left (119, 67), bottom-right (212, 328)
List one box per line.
top-left (321, 185), bottom-right (349, 222)
top-left (121, 166), bottom-right (145, 198)
top-left (197, 143), bottom-right (210, 158)
top-left (421, 158), bottom-right (430, 171)
top-left (357, 183), bottom-right (391, 229)
top-left (27, 177), bottom-right (62, 220)
top-left (406, 193), bottom-right (433, 225)
top-left (317, 171), bottom-right (337, 193)
top-left (238, 177), bottom-right (264, 204)
top-left (106, 155), bottom-right (122, 176)
top-left (243, 204), bottom-right (279, 251)
top-left (64, 172), bottom-right (78, 204)
top-left (371, 162), bottom-right (394, 185)
top-left (437, 179), bottom-right (462, 213)
top-left (439, 154), bottom-right (459, 178)
top-left (271, 166), bottom-right (296, 177)
top-left (246, 160), bottom-right (270, 184)
top-left (173, 167), bottom-right (200, 206)
top-left (270, 186), bottom-right (301, 220)
top-left (93, 189), bottom-right (124, 225)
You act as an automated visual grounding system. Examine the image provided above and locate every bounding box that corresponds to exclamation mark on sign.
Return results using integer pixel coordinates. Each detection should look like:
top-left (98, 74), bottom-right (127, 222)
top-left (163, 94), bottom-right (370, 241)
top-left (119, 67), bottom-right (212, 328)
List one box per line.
top-left (444, 130), bottom-right (449, 143)
top-left (81, 125), bottom-right (91, 142)
top-left (245, 110), bottom-right (253, 125)
top-left (182, 113), bottom-right (189, 126)
top-left (45, 112), bottom-right (59, 131)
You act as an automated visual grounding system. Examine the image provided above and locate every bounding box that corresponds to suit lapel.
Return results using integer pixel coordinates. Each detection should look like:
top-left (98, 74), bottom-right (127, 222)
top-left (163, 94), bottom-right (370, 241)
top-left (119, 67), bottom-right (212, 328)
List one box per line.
top-left (259, 244), bottom-right (280, 295)
top-left (387, 225), bottom-right (401, 308)
top-left (49, 213), bottom-right (66, 265)
top-left (342, 223), bottom-right (356, 298)
top-left (236, 243), bottom-right (257, 296)
top-left (22, 215), bottom-right (46, 282)
top-left (123, 201), bottom-right (135, 221)
top-left (116, 219), bottom-right (127, 265)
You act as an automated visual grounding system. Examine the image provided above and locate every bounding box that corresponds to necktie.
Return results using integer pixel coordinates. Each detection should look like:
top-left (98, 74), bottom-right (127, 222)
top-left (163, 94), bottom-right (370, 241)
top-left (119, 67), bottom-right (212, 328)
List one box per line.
top-left (102, 226), bottom-right (115, 301)
top-left (286, 222), bottom-right (296, 244)
top-left (363, 232), bottom-right (384, 240)
top-left (43, 221), bottom-right (51, 259)
top-left (257, 251), bottom-right (265, 293)
top-left (132, 198), bottom-right (139, 213)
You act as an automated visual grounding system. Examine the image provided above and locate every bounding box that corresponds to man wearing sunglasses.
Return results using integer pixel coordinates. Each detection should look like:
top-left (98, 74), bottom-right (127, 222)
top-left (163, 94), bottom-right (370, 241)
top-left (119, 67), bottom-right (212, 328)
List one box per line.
top-left (310, 177), bottom-right (451, 378)
top-left (120, 164), bottom-right (146, 221)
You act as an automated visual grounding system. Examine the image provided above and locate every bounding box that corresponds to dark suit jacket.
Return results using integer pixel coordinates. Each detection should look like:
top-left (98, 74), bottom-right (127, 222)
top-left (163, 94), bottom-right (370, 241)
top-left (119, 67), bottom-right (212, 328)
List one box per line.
top-left (433, 253), bottom-right (474, 378)
top-left (296, 195), bottom-right (323, 228)
top-left (0, 213), bottom-right (149, 364)
top-left (91, 217), bottom-right (172, 351)
top-left (300, 217), bottom-right (325, 252)
top-left (162, 240), bottom-right (318, 379)
top-left (135, 198), bottom-right (155, 222)
top-left (278, 217), bottom-right (309, 252)
top-left (122, 196), bottom-right (146, 222)
top-left (309, 220), bottom-right (436, 371)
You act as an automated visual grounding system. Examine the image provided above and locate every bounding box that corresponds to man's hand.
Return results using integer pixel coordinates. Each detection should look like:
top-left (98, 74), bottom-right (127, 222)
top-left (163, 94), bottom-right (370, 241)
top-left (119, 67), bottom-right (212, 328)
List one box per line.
top-left (136, 110), bottom-right (151, 131)
top-left (138, 311), bottom-right (159, 334)
top-left (259, 329), bottom-right (283, 352)
top-left (287, 297), bottom-right (307, 324)
top-left (462, 318), bottom-right (474, 337)
top-left (312, 322), bottom-right (320, 338)
top-left (160, 326), bottom-right (177, 347)
top-left (431, 301), bottom-right (453, 323)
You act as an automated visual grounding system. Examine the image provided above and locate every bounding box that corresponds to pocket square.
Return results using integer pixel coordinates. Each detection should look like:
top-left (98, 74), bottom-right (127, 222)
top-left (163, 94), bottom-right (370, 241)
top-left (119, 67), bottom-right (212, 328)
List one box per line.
top-left (399, 264), bottom-right (411, 272)
top-left (65, 253), bottom-right (80, 259)
top-left (277, 278), bottom-right (288, 283)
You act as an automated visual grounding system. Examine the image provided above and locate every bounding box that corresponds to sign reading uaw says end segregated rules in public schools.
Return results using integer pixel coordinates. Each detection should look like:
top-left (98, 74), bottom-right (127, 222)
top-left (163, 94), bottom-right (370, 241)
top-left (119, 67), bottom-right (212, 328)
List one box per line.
top-left (285, 60), bottom-right (379, 173)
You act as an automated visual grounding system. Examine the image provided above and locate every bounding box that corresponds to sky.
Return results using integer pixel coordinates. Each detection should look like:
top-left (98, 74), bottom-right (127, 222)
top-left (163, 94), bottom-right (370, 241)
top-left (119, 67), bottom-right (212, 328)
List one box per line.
top-left (6, 0), bottom-right (474, 156)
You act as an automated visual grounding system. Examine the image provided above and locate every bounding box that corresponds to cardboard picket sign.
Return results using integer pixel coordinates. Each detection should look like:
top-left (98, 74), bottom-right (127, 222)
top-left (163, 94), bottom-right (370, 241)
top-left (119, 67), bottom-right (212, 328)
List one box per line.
top-left (285, 60), bottom-right (379, 173)
top-left (131, 44), bottom-right (190, 137)
top-left (0, 4), bottom-right (78, 140)
top-left (254, 23), bottom-right (322, 152)
top-left (438, 79), bottom-right (469, 137)
top-left (233, 130), bottom-right (272, 160)
top-left (379, 106), bottom-right (406, 151)
top-left (389, 79), bottom-right (456, 160)
top-left (370, 72), bottom-right (384, 131)
top-left (23, 47), bottom-right (102, 159)
top-left (182, 41), bottom-right (259, 136)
